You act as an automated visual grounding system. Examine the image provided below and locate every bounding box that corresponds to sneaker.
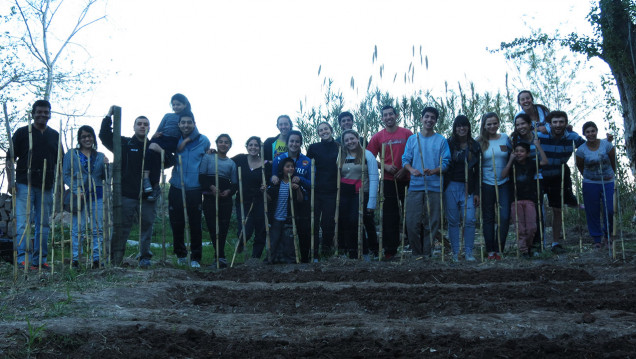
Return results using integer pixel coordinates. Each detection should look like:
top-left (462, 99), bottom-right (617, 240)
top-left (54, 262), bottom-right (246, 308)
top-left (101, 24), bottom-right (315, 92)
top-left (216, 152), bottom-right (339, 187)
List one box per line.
top-left (493, 253), bottom-right (502, 260)
top-left (487, 252), bottom-right (496, 260)
top-left (143, 178), bottom-right (153, 193)
top-left (363, 254), bottom-right (371, 262)
top-left (147, 185), bottom-right (161, 202)
top-left (465, 253), bottom-right (476, 262)
top-left (451, 253), bottom-right (459, 262)
top-left (139, 258), bottom-right (152, 268)
top-left (30, 263), bottom-right (50, 270)
top-left (177, 257), bottom-right (188, 266)
top-left (218, 258), bottom-right (227, 268)
top-left (18, 261), bottom-right (25, 269)
top-left (190, 260), bottom-right (200, 268)
top-left (551, 244), bottom-right (566, 254)
top-left (72, 260), bottom-right (79, 269)
top-left (593, 242), bottom-right (602, 250)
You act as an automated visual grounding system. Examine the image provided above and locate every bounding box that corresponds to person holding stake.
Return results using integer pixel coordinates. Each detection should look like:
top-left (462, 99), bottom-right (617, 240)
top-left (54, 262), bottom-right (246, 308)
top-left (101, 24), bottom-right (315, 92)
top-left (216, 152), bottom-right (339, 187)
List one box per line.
top-left (99, 108), bottom-right (173, 268)
top-left (402, 107), bottom-right (451, 258)
top-left (10, 100), bottom-right (63, 269)
top-left (501, 141), bottom-right (549, 257)
top-left (168, 112), bottom-right (210, 268)
top-left (63, 125), bottom-right (107, 268)
top-left (200, 134), bottom-right (238, 268)
top-left (477, 112), bottom-right (512, 260)
top-left (444, 115), bottom-right (481, 262)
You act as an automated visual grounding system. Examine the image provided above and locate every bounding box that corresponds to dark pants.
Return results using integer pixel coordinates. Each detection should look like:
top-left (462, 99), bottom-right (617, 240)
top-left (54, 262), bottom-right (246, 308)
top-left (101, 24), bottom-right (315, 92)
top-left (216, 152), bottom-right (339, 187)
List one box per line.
top-left (235, 197), bottom-right (267, 259)
top-left (269, 220), bottom-right (295, 264)
top-left (339, 191), bottom-right (377, 258)
top-left (382, 180), bottom-right (407, 255)
top-left (297, 202), bottom-right (312, 262)
top-left (203, 194), bottom-right (233, 260)
top-left (314, 191), bottom-right (336, 255)
top-left (481, 181), bottom-right (511, 253)
top-left (169, 186), bottom-right (203, 261)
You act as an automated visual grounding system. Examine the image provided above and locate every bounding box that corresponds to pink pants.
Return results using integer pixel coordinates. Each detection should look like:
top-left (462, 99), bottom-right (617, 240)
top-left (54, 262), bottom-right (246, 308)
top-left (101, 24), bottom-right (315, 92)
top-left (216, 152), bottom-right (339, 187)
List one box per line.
top-left (511, 200), bottom-right (537, 253)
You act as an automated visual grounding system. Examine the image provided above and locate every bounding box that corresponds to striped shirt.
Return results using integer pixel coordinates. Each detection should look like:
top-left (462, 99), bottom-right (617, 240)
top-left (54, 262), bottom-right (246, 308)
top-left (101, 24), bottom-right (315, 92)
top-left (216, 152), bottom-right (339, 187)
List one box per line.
top-left (537, 131), bottom-right (585, 178)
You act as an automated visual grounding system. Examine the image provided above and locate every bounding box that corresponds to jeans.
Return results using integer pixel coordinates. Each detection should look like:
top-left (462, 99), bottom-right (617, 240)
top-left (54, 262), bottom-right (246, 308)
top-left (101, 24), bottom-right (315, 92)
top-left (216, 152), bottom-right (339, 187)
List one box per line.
top-left (406, 190), bottom-right (441, 256)
top-left (16, 183), bottom-right (53, 265)
top-left (120, 196), bottom-right (157, 260)
top-left (169, 186), bottom-right (203, 261)
top-left (71, 197), bottom-right (104, 261)
top-left (444, 181), bottom-right (476, 255)
top-left (582, 182), bottom-right (614, 242)
top-left (202, 194), bottom-right (233, 260)
top-left (381, 180), bottom-right (407, 255)
top-left (235, 197), bottom-right (266, 259)
top-left (481, 181), bottom-right (511, 253)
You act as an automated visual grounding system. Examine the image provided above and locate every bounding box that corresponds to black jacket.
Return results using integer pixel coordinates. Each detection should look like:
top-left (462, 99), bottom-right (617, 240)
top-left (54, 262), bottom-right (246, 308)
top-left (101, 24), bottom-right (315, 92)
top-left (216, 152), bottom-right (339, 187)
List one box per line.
top-left (443, 137), bottom-right (481, 195)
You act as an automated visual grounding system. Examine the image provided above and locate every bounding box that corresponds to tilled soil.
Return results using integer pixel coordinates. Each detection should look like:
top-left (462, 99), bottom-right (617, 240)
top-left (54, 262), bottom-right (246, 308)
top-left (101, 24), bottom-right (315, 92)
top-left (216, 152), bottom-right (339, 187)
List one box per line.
top-left (1, 251), bottom-right (636, 358)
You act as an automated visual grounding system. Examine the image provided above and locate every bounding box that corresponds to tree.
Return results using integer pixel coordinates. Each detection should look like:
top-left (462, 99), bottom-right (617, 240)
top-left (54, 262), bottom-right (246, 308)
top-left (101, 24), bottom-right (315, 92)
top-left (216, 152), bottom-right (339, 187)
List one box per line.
top-left (499, 0), bottom-right (636, 172)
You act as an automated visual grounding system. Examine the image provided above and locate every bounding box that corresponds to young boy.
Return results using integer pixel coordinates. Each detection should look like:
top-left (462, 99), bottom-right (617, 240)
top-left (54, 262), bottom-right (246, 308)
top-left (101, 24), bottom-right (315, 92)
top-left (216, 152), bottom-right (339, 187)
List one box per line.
top-left (502, 140), bottom-right (548, 257)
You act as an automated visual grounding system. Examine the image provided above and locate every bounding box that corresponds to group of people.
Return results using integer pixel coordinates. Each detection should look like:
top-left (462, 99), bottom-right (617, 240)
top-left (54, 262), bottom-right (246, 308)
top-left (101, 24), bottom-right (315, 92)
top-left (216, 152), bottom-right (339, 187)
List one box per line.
top-left (9, 90), bottom-right (616, 270)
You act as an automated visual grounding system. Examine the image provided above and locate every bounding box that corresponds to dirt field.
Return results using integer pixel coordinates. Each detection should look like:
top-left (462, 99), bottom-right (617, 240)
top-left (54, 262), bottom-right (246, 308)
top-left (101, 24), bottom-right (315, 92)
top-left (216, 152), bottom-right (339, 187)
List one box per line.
top-left (1, 244), bottom-right (636, 358)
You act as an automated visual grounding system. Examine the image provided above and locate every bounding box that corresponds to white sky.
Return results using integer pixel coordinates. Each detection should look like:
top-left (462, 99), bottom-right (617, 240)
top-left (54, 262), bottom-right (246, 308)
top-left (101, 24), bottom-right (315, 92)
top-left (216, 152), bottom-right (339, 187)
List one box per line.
top-left (6, 0), bottom-right (603, 157)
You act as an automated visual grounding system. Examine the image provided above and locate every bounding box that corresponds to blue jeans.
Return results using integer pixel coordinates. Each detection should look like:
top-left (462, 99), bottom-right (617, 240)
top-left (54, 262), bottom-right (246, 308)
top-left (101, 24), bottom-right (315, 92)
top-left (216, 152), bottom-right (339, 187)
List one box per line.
top-left (582, 182), bottom-right (614, 242)
top-left (16, 183), bottom-right (53, 265)
top-left (71, 197), bottom-right (104, 261)
top-left (444, 181), bottom-right (476, 255)
top-left (481, 181), bottom-right (511, 253)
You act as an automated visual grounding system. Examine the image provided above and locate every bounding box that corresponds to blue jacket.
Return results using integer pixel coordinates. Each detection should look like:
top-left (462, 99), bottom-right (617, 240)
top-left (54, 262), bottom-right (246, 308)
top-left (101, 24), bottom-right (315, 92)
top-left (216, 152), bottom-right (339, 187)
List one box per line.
top-left (63, 149), bottom-right (106, 195)
top-left (272, 152), bottom-right (312, 198)
top-left (169, 133), bottom-right (211, 190)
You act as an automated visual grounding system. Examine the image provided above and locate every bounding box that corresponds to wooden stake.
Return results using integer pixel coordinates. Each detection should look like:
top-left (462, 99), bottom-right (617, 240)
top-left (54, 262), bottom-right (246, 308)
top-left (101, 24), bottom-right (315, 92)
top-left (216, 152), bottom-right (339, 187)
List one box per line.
top-left (534, 132), bottom-right (544, 252)
top-left (87, 155), bottom-right (96, 267)
top-left (160, 150), bottom-right (167, 262)
top-left (3, 103), bottom-right (17, 278)
top-left (69, 143), bottom-right (74, 269)
top-left (111, 106), bottom-right (123, 266)
top-left (230, 203), bottom-right (253, 267)
top-left (513, 165), bottom-right (520, 258)
top-left (416, 131), bottom-right (433, 256)
top-left (260, 146), bottom-right (271, 263)
top-left (439, 155), bottom-right (444, 262)
top-left (178, 155), bottom-right (191, 265)
top-left (138, 135), bottom-right (148, 261)
top-left (378, 144), bottom-right (385, 260)
top-left (334, 149), bottom-right (341, 256)
top-left (288, 173), bottom-right (300, 264)
top-left (616, 163), bottom-right (626, 261)
top-left (461, 157), bottom-right (468, 254)
top-left (599, 159), bottom-right (612, 258)
top-left (400, 190), bottom-right (407, 263)
top-left (215, 153), bottom-right (220, 268)
top-left (572, 141), bottom-right (582, 253)
top-left (24, 118), bottom-right (33, 274)
top-left (491, 150), bottom-right (502, 257)
top-left (478, 155), bottom-right (484, 261)
top-left (310, 160), bottom-right (315, 262)
top-left (38, 159), bottom-right (46, 273)
top-left (561, 163), bottom-right (567, 247)
top-left (238, 166), bottom-right (247, 259)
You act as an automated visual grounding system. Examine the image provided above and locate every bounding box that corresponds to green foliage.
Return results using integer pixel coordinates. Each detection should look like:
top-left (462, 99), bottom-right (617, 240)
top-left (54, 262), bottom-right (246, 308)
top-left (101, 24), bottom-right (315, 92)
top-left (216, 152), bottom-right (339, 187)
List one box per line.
top-left (25, 317), bottom-right (45, 357)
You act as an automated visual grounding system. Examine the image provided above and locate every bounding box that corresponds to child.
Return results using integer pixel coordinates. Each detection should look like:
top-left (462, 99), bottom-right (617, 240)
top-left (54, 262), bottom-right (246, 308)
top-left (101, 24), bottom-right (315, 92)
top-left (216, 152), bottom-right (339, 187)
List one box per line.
top-left (501, 140), bottom-right (548, 257)
top-left (264, 157), bottom-right (304, 264)
top-left (144, 94), bottom-right (199, 199)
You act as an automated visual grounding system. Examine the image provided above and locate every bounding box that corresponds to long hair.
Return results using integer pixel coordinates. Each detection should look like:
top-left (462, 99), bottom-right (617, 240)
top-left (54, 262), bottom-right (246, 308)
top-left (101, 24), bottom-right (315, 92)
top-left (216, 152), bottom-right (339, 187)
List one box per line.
top-left (476, 112), bottom-right (499, 152)
top-left (339, 129), bottom-right (364, 166)
top-left (76, 125), bottom-right (97, 151)
top-left (511, 113), bottom-right (532, 146)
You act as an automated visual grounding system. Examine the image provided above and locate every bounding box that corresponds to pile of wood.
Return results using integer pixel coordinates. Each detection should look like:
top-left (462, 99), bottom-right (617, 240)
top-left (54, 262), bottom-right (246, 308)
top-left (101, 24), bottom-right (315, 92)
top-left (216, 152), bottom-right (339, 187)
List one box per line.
top-left (0, 193), bottom-right (15, 239)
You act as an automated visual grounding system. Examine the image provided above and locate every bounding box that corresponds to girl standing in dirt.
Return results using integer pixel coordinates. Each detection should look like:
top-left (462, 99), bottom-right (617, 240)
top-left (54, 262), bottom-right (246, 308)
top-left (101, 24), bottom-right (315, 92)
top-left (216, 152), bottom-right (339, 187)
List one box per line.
top-left (199, 134), bottom-right (238, 268)
top-left (63, 125), bottom-right (107, 269)
top-left (264, 157), bottom-right (304, 264)
top-left (575, 121), bottom-right (616, 248)
top-left (501, 141), bottom-right (548, 257)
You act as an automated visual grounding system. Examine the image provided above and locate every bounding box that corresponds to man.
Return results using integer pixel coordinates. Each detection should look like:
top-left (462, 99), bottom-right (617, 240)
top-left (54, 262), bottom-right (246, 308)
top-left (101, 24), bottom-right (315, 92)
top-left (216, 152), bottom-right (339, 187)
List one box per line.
top-left (367, 105), bottom-right (413, 259)
top-left (336, 111), bottom-right (368, 147)
top-left (100, 106), bottom-right (173, 267)
top-left (402, 107), bottom-right (450, 258)
top-left (10, 100), bottom-right (62, 269)
top-left (537, 111), bottom-right (585, 253)
top-left (264, 115), bottom-right (292, 162)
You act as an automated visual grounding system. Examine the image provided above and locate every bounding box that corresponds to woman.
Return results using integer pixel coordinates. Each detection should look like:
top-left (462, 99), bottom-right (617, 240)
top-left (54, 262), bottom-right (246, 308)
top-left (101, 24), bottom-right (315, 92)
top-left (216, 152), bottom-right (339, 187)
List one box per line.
top-left (444, 115), bottom-right (481, 262)
top-left (63, 125), bottom-right (107, 269)
top-left (575, 121), bottom-right (616, 248)
top-left (516, 90), bottom-right (550, 134)
top-left (306, 122), bottom-right (340, 258)
top-left (200, 134), bottom-right (238, 268)
top-left (271, 130), bottom-right (312, 262)
top-left (232, 136), bottom-right (270, 260)
top-left (168, 112), bottom-right (210, 268)
top-left (477, 112), bottom-right (512, 260)
top-left (338, 130), bottom-right (379, 259)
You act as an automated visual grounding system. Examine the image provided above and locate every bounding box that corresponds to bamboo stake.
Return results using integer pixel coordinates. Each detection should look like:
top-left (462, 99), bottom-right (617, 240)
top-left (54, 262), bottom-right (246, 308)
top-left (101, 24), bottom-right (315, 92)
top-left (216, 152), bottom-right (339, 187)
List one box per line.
top-left (612, 184), bottom-right (617, 259)
top-left (400, 190), bottom-right (407, 263)
top-left (491, 150), bottom-right (502, 257)
top-left (77, 153), bottom-right (90, 268)
top-left (357, 147), bottom-right (365, 260)
top-left (238, 166), bottom-right (247, 258)
top-left (561, 163), bottom-right (566, 248)
top-left (215, 153), bottom-right (220, 269)
top-left (617, 164), bottom-right (626, 261)
top-left (513, 165), bottom-right (520, 258)
top-left (23, 118), bottom-right (33, 274)
top-left (387, 144), bottom-right (403, 223)
top-left (310, 161), bottom-right (315, 262)
top-left (138, 135), bottom-right (148, 261)
top-left (69, 144), bottom-right (74, 269)
top-left (4, 103), bottom-right (17, 278)
top-left (572, 141), bottom-right (582, 253)
top-left (50, 157), bottom-right (59, 274)
top-left (37, 160), bottom-right (46, 273)
top-left (87, 155), bottom-right (95, 267)
top-left (230, 203), bottom-right (253, 267)
top-left (478, 155), bottom-right (484, 261)
top-left (416, 132), bottom-right (433, 256)
top-left (439, 155), bottom-right (444, 262)
top-left (599, 159), bottom-right (612, 258)
top-left (260, 146), bottom-right (271, 263)
top-left (288, 173), bottom-right (300, 264)
top-left (101, 179), bottom-right (106, 266)
top-left (178, 155), bottom-right (191, 265)
top-left (334, 149), bottom-right (341, 256)
top-left (104, 163), bottom-right (110, 265)
top-left (160, 150), bottom-right (166, 262)
top-left (462, 156), bottom-right (468, 254)
top-left (52, 119), bottom-right (63, 273)
top-left (534, 133), bottom-right (544, 252)
top-left (378, 144), bottom-right (385, 260)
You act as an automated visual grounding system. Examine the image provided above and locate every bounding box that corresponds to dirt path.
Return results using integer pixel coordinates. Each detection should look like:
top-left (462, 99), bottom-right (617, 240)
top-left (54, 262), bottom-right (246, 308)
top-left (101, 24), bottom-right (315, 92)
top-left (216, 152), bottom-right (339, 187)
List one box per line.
top-left (1, 251), bottom-right (636, 358)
